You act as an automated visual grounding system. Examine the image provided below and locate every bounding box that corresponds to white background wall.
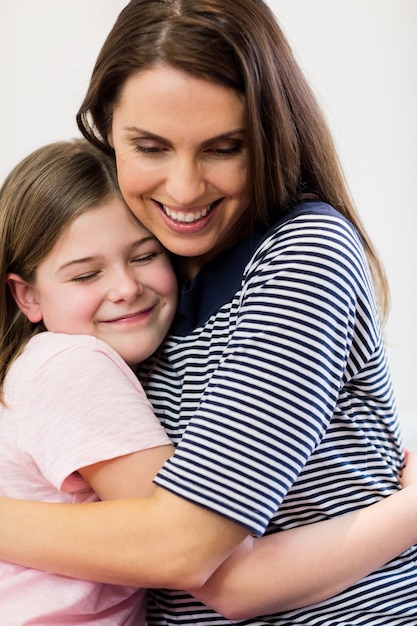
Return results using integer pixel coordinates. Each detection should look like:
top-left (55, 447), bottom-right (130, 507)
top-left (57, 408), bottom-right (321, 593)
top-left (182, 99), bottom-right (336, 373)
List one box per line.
top-left (1, 1), bottom-right (416, 447)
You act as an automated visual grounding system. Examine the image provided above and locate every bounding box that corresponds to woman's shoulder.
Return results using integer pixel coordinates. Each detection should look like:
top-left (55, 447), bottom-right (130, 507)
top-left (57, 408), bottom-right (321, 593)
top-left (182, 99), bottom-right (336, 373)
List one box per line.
top-left (274, 201), bottom-right (355, 234)
top-left (258, 201), bottom-right (361, 253)
top-left (246, 201), bottom-right (367, 283)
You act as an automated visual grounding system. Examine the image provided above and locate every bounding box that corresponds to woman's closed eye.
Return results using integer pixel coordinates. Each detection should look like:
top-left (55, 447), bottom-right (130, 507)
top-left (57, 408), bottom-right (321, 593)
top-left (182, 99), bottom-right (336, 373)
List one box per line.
top-left (134, 142), bottom-right (168, 155)
top-left (204, 141), bottom-right (245, 157)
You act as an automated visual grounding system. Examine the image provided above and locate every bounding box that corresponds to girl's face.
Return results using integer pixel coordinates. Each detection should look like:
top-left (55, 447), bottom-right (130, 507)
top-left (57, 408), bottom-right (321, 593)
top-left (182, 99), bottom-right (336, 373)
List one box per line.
top-left (110, 66), bottom-right (250, 279)
top-left (9, 199), bottom-right (177, 366)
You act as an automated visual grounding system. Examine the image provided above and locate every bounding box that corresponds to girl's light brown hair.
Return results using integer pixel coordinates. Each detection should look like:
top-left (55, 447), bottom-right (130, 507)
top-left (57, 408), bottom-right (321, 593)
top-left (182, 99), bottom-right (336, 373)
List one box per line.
top-left (77, 0), bottom-right (389, 316)
top-left (0, 139), bottom-right (122, 399)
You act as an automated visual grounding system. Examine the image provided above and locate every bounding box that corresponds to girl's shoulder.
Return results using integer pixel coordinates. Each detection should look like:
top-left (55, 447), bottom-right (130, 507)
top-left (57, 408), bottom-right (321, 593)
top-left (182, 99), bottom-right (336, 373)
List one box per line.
top-left (26, 332), bottom-right (117, 362)
top-left (4, 333), bottom-right (124, 406)
top-left (16, 333), bottom-right (127, 382)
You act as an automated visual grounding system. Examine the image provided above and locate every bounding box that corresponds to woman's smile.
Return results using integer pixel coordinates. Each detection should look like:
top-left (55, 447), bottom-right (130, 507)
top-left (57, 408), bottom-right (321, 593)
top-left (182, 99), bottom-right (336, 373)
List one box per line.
top-left (155, 199), bottom-right (222, 224)
top-left (110, 66), bottom-right (250, 278)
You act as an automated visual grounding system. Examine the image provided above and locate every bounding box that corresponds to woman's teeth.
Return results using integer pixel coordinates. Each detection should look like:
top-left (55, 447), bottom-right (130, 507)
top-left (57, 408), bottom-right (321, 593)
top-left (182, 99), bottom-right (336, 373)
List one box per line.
top-left (162, 202), bottom-right (213, 223)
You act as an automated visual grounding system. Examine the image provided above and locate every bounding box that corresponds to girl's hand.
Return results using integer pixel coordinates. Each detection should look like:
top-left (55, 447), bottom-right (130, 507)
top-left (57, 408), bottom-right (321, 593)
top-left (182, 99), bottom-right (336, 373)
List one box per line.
top-left (400, 450), bottom-right (417, 488)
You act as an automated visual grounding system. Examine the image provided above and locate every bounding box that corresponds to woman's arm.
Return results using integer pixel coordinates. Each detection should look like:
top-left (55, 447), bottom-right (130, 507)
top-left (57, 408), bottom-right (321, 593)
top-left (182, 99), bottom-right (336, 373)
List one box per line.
top-left (0, 454), bottom-right (416, 610)
top-left (192, 452), bottom-right (417, 618)
top-left (79, 441), bottom-right (417, 617)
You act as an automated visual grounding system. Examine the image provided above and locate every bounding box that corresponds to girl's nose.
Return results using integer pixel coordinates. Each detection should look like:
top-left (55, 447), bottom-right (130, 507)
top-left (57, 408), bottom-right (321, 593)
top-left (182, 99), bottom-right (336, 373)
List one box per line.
top-left (164, 156), bottom-right (206, 206)
top-left (108, 270), bottom-right (142, 303)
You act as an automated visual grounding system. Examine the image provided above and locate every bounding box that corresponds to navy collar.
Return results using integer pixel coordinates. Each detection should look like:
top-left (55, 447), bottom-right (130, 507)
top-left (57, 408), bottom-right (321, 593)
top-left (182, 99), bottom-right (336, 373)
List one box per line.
top-left (172, 226), bottom-right (265, 335)
top-left (171, 202), bottom-right (343, 335)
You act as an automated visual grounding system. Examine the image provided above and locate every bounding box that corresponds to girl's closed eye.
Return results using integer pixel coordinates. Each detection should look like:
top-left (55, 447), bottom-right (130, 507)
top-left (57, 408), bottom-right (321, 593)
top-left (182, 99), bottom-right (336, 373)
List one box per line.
top-left (131, 252), bottom-right (159, 265)
top-left (70, 270), bottom-right (102, 283)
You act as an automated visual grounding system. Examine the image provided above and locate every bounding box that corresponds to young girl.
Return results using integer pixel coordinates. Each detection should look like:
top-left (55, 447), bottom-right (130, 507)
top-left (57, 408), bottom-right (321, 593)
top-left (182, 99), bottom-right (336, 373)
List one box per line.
top-left (0, 138), bottom-right (177, 624)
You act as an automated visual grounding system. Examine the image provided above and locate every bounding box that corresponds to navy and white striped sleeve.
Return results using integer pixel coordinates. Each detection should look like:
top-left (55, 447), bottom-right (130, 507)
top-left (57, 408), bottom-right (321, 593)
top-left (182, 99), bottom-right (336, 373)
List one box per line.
top-left (154, 214), bottom-right (380, 536)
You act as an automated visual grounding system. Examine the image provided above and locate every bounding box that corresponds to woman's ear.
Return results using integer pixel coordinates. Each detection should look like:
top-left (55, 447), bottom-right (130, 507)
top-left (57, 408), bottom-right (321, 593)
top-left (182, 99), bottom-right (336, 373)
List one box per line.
top-left (6, 273), bottom-right (43, 323)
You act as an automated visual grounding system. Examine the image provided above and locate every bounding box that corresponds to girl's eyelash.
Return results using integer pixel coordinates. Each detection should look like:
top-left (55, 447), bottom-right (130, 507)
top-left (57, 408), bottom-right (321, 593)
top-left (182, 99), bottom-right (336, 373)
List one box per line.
top-left (132, 252), bottom-right (158, 263)
top-left (69, 253), bottom-right (160, 282)
top-left (71, 273), bottom-right (98, 283)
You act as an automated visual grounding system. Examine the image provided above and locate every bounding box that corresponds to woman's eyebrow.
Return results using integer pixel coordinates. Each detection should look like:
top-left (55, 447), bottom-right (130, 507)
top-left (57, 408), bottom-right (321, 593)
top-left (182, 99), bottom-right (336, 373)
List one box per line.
top-left (123, 126), bottom-right (246, 147)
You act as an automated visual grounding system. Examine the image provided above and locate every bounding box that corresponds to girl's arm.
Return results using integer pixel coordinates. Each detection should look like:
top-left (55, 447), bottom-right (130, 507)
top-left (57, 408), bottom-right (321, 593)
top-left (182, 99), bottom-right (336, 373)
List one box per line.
top-left (192, 451), bottom-right (417, 618)
top-left (78, 444), bottom-right (174, 499)
top-left (0, 453), bottom-right (416, 611)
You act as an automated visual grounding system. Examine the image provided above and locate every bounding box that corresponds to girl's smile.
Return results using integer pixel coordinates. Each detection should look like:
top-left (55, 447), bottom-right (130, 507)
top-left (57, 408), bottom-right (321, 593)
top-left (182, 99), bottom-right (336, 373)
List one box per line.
top-left (8, 199), bottom-right (177, 366)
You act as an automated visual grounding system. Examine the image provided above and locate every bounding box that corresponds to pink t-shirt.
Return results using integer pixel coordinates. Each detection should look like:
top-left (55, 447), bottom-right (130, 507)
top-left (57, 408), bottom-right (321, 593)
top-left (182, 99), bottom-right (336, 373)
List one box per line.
top-left (0, 332), bottom-right (171, 625)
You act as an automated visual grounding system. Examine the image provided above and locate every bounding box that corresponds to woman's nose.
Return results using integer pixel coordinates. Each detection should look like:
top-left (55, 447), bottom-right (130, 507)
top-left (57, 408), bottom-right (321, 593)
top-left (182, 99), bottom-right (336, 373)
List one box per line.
top-left (164, 156), bottom-right (206, 206)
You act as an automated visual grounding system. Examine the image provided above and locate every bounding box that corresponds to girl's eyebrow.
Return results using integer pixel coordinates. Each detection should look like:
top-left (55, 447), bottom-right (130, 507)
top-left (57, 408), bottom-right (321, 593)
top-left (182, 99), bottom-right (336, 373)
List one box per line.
top-left (57, 256), bottom-right (98, 273)
top-left (123, 126), bottom-right (246, 147)
top-left (57, 236), bottom-right (157, 273)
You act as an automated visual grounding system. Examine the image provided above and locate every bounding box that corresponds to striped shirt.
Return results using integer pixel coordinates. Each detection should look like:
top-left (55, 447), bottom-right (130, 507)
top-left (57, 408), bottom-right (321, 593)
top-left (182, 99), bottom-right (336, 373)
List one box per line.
top-left (141, 202), bottom-right (417, 624)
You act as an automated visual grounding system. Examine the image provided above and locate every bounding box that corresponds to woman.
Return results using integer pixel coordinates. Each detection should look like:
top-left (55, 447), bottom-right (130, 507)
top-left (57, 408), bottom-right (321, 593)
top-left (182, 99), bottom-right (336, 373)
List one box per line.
top-left (0, 1), bottom-right (416, 624)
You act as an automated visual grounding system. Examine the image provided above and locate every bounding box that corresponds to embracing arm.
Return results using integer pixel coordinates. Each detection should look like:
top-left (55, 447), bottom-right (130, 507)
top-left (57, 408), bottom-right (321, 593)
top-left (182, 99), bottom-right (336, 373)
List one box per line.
top-left (192, 455), bottom-right (417, 618)
top-left (0, 454), bottom-right (416, 614)
top-left (0, 487), bottom-right (246, 590)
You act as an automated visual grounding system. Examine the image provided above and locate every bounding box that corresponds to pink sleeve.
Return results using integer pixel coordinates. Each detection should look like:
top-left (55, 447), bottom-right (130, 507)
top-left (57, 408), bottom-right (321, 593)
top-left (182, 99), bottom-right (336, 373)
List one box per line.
top-left (18, 337), bottom-right (171, 492)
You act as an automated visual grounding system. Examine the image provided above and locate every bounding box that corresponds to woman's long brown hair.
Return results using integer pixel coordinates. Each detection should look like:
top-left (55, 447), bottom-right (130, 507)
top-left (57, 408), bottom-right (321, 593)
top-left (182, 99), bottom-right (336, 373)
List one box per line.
top-left (77, 0), bottom-right (389, 318)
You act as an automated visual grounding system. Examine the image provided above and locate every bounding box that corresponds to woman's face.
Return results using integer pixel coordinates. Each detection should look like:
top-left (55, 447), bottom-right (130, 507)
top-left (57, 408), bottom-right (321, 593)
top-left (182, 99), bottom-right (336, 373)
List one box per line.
top-left (110, 66), bottom-right (249, 279)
